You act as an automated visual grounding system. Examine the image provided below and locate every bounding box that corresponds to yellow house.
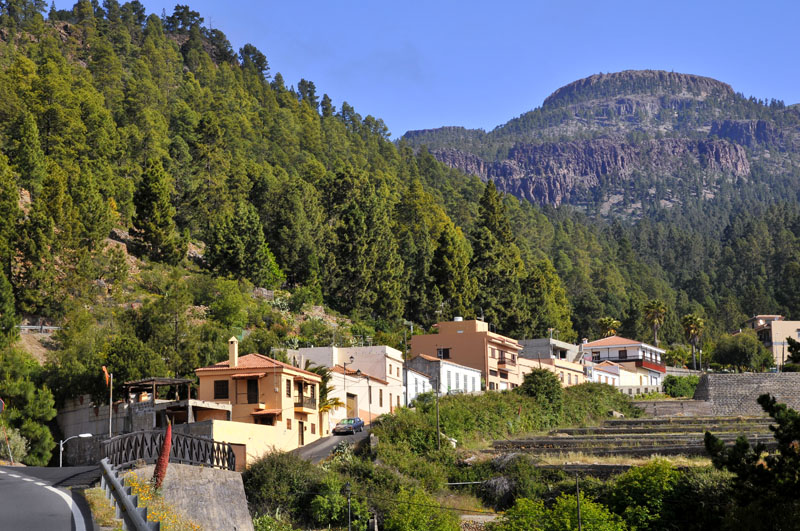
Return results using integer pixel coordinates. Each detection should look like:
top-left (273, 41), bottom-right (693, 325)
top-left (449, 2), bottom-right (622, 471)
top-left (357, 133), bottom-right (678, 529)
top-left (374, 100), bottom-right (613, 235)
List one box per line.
top-left (194, 337), bottom-right (323, 464)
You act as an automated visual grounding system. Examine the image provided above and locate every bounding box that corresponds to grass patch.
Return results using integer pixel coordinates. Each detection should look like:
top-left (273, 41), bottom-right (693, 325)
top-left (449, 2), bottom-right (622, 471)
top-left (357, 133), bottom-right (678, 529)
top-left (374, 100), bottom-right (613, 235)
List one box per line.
top-left (83, 487), bottom-right (123, 530)
top-left (531, 452), bottom-right (712, 467)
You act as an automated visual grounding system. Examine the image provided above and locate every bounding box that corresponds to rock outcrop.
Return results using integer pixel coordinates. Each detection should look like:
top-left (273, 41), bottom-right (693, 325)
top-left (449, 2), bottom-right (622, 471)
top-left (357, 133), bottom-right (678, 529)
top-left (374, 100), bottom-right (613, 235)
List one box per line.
top-left (711, 119), bottom-right (784, 149)
top-left (433, 138), bottom-right (750, 206)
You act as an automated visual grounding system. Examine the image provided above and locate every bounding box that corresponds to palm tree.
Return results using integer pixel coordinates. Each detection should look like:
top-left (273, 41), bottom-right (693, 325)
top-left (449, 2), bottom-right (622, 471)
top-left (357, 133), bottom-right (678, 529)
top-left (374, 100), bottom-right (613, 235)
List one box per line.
top-left (597, 317), bottom-right (622, 338)
top-left (682, 313), bottom-right (705, 370)
top-left (644, 299), bottom-right (668, 348)
top-left (304, 361), bottom-right (345, 413)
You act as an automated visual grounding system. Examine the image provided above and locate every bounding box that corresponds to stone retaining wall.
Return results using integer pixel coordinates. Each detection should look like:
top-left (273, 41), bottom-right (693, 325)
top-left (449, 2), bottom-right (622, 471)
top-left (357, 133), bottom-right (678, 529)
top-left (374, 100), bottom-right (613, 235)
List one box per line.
top-left (135, 463), bottom-right (253, 531)
top-left (633, 400), bottom-right (712, 417)
top-left (693, 373), bottom-right (800, 416)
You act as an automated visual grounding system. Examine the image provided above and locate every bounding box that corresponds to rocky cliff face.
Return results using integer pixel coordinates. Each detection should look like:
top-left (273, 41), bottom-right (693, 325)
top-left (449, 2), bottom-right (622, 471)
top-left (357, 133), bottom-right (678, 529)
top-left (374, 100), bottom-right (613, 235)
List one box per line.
top-left (710, 120), bottom-right (784, 149)
top-left (433, 138), bottom-right (750, 206)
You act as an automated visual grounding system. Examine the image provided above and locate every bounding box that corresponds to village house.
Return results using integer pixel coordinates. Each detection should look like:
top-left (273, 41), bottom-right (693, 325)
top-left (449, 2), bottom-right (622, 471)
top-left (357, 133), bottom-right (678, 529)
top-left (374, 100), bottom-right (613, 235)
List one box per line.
top-left (410, 317), bottom-right (524, 391)
top-left (194, 337), bottom-right (324, 461)
top-left (518, 338), bottom-right (586, 386)
top-left (405, 367), bottom-right (433, 404)
top-left (582, 335), bottom-right (666, 391)
top-left (405, 354), bottom-right (483, 398)
top-left (744, 314), bottom-right (800, 367)
top-left (293, 345), bottom-right (405, 423)
top-left (586, 360), bottom-right (622, 386)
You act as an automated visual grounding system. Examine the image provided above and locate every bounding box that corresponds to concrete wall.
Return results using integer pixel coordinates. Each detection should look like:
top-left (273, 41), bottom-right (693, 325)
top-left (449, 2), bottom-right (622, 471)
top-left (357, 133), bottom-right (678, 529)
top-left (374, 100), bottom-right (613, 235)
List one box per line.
top-left (693, 373), bottom-right (800, 416)
top-left (133, 463), bottom-right (253, 531)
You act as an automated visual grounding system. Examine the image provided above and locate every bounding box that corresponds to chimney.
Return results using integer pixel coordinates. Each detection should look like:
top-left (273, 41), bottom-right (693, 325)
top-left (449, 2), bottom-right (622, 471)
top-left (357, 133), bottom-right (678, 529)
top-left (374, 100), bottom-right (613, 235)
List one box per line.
top-left (228, 336), bottom-right (239, 367)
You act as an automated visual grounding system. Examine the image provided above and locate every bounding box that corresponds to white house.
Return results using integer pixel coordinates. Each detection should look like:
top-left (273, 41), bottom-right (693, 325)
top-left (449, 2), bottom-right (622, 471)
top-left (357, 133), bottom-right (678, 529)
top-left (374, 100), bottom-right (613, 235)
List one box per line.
top-left (406, 354), bottom-right (482, 397)
top-left (586, 360), bottom-right (621, 386)
top-left (582, 336), bottom-right (666, 387)
top-left (294, 346), bottom-right (405, 423)
top-left (405, 368), bottom-right (433, 404)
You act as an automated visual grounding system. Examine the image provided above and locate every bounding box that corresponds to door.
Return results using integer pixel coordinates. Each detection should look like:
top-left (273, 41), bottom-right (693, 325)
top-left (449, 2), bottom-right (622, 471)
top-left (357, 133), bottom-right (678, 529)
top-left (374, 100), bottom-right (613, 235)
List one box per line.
top-left (298, 421), bottom-right (304, 446)
top-left (346, 393), bottom-right (356, 417)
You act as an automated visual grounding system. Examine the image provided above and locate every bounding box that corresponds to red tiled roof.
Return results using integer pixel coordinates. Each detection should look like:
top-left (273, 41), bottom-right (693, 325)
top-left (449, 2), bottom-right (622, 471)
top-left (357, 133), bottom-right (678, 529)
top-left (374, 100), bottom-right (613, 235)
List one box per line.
top-left (231, 372), bottom-right (267, 379)
top-left (195, 353), bottom-right (320, 379)
top-left (582, 335), bottom-right (645, 348)
top-left (330, 365), bottom-right (389, 386)
top-left (417, 353), bottom-right (441, 362)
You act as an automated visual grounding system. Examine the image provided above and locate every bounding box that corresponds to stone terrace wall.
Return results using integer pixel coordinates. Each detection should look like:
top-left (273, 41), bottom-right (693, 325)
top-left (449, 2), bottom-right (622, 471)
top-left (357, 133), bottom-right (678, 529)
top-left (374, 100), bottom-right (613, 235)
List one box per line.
top-left (693, 373), bottom-right (800, 416)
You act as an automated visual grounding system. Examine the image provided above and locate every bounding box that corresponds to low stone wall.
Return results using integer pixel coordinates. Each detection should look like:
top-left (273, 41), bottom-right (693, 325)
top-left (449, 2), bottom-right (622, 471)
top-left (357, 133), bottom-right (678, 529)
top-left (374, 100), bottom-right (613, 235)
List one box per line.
top-left (693, 373), bottom-right (800, 416)
top-left (135, 463), bottom-right (253, 531)
top-left (633, 400), bottom-right (712, 417)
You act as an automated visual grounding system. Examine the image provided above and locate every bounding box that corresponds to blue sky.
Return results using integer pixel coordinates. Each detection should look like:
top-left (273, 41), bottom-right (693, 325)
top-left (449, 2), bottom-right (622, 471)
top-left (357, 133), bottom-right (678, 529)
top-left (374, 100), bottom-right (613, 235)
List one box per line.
top-left (56, 1), bottom-right (800, 138)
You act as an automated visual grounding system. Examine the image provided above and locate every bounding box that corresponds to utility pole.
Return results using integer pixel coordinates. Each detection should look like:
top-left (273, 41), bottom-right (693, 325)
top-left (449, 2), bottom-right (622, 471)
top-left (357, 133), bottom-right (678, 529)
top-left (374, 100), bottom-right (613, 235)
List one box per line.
top-left (576, 474), bottom-right (582, 531)
top-left (435, 374), bottom-right (441, 451)
top-left (109, 372), bottom-right (113, 438)
top-left (345, 481), bottom-right (352, 531)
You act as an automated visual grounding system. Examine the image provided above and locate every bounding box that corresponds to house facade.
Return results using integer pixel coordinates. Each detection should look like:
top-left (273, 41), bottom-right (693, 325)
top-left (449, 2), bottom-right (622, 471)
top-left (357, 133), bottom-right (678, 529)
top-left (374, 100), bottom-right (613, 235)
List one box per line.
top-left (405, 368), bottom-right (434, 404)
top-left (586, 360), bottom-right (621, 386)
top-left (410, 318), bottom-right (524, 391)
top-left (294, 345), bottom-right (405, 421)
top-left (195, 337), bottom-right (323, 460)
top-left (582, 335), bottom-right (666, 387)
top-left (406, 354), bottom-right (482, 397)
top-left (744, 315), bottom-right (800, 367)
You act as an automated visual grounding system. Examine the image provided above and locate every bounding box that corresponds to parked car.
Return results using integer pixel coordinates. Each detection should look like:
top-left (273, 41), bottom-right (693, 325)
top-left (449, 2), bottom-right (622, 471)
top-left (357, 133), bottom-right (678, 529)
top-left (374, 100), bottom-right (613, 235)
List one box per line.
top-left (333, 417), bottom-right (364, 435)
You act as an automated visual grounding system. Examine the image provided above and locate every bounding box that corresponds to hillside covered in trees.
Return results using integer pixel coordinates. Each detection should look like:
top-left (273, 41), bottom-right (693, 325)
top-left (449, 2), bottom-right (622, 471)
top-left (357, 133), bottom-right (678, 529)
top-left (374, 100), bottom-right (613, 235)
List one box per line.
top-left (0, 1), bottom-right (799, 464)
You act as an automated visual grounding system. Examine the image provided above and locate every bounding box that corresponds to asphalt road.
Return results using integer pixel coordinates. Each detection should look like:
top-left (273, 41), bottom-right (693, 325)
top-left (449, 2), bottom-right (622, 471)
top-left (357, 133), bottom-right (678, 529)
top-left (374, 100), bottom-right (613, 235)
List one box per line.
top-left (0, 466), bottom-right (96, 531)
top-left (293, 427), bottom-right (371, 463)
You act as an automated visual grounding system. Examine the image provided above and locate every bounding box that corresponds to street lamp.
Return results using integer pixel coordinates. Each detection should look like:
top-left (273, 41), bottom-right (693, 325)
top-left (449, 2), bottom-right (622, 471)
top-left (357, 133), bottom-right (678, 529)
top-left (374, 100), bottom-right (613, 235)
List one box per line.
top-left (343, 355), bottom-right (354, 417)
top-left (355, 369), bottom-right (371, 425)
top-left (59, 433), bottom-right (92, 467)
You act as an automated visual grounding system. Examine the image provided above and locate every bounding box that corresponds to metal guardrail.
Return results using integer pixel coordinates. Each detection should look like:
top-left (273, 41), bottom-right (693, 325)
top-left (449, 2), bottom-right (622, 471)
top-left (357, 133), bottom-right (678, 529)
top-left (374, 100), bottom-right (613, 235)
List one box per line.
top-left (102, 430), bottom-right (236, 471)
top-left (17, 325), bottom-right (61, 333)
top-left (294, 397), bottom-right (317, 409)
top-left (100, 457), bottom-right (160, 531)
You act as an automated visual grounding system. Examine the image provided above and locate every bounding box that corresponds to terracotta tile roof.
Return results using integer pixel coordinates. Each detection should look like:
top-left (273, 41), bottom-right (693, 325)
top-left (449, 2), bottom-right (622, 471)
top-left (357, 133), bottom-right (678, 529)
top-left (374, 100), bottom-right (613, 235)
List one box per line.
top-left (582, 335), bottom-right (646, 348)
top-left (417, 353), bottom-right (441, 362)
top-left (251, 408), bottom-right (281, 416)
top-left (330, 365), bottom-right (389, 386)
top-left (231, 372), bottom-right (267, 379)
top-left (195, 353), bottom-right (320, 379)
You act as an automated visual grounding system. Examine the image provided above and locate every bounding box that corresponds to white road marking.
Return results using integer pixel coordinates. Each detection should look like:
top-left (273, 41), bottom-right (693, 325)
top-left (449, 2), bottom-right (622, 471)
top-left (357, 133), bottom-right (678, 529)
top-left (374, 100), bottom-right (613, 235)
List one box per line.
top-left (22, 477), bottom-right (34, 482)
top-left (35, 481), bottom-right (46, 486)
top-left (0, 470), bottom-right (6, 473)
top-left (9, 473), bottom-right (20, 478)
top-left (45, 486), bottom-right (87, 531)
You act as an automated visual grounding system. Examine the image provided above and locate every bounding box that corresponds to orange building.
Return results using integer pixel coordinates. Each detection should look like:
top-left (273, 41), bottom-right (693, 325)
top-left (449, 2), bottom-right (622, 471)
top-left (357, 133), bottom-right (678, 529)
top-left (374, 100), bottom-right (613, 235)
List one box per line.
top-left (195, 337), bottom-right (323, 454)
top-left (410, 318), bottom-right (524, 390)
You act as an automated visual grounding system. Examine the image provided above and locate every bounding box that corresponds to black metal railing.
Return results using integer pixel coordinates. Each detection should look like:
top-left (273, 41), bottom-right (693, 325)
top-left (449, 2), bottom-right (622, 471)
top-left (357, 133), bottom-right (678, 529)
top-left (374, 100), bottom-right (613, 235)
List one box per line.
top-left (294, 397), bottom-right (317, 409)
top-left (101, 430), bottom-right (236, 471)
top-left (498, 356), bottom-right (516, 366)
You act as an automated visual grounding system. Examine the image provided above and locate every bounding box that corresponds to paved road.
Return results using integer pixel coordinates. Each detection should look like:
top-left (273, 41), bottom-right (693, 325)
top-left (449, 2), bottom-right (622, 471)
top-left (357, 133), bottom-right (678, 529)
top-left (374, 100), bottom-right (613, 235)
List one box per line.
top-left (0, 466), bottom-right (96, 531)
top-left (294, 427), bottom-right (371, 463)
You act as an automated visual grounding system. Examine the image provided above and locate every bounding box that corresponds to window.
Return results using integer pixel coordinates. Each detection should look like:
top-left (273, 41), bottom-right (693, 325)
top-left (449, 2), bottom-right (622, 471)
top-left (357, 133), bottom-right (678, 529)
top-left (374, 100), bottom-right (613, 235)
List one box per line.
top-left (559, 372), bottom-right (564, 381)
top-left (437, 348), bottom-right (450, 359)
top-left (472, 377), bottom-right (476, 392)
top-left (491, 349), bottom-right (496, 359)
top-left (592, 351), bottom-right (600, 362)
top-left (286, 419), bottom-right (292, 430)
top-left (500, 372), bottom-right (508, 379)
top-left (379, 389), bottom-right (383, 407)
top-left (489, 369), bottom-right (498, 376)
top-left (568, 374), bottom-right (572, 385)
top-left (311, 424), bottom-right (316, 434)
top-left (256, 415), bottom-right (275, 426)
top-left (397, 396), bottom-right (400, 407)
top-left (213, 380), bottom-right (229, 399)
top-left (247, 379), bottom-right (258, 404)
top-left (796, 329), bottom-right (800, 339)
top-left (390, 393), bottom-right (393, 409)
top-left (415, 379), bottom-right (418, 394)
top-left (447, 371), bottom-right (452, 390)
top-left (310, 385), bottom-right (315, 399)
top-left (286, 379), bottom-right (291, 397)
top-left (489, 382), bottom-right (495, 390)
top-left (618, 350), bottom-right (627, 360)
top-left (455, 373), bottom-right (460, 389)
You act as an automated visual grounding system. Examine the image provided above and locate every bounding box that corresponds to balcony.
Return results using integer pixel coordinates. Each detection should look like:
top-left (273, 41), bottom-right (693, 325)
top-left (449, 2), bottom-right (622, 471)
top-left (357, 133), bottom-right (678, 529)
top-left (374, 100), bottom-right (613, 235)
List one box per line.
top-left (634, 359), bottom-right (666, 373)
top-left (294, 396), bottom-right (317, 412)
top-left (498, 356), bottom-right (516, 368)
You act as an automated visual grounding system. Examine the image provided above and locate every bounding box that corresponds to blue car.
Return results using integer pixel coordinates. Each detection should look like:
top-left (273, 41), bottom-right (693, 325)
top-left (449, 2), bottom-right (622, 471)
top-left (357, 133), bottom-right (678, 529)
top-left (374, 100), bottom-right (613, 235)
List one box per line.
top-left (333, 417), bottom-right (365, 435)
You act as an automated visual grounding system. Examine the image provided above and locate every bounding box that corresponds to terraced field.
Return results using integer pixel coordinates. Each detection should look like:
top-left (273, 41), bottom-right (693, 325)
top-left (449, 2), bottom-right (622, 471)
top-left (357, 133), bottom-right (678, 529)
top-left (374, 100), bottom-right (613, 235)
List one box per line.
top-left (492, 416), bottom-right (776, 458)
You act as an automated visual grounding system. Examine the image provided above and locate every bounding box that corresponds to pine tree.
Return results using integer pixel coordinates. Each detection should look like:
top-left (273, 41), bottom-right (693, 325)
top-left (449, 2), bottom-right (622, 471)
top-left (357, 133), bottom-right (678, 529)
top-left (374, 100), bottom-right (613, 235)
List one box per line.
top-left (9, 110), bottom-right (47, 198)
top-left (430, 222), bottom-right (476, 320)
top-left (132, 158), bottom-right (184, 264)
top-left (470, 182), bottom-right (527, 335)
top-left (0, 269), bottom-right (18, 349)
top-left (521, 259), bottom-right (576, 342)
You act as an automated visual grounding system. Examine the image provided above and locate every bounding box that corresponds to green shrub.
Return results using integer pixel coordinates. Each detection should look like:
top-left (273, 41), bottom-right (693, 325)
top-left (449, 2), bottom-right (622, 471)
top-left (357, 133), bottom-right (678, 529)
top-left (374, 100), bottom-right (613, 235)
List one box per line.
top-left (491, 494), bottom-right (626, 531)
top-left (519, 369), bottom-right (564, 418)
top-left (309, 473), bottom-right (368, 530)
top-left (288, 285), bottom-right (320, 313)
top-left (662, 467), bottom-right (734, 531)
top-left (606, 459), bottom-right (678, 530)
top-left (563, 383), bottom-right (641, 425)
top-left (252, 514), bottom-right (295, 531)
top-left (0, 425), bottom-right (28, 462)
top-left (662, 375), bottom-right (699, 397)
top-left (381, 486), bottom-right (460, 531)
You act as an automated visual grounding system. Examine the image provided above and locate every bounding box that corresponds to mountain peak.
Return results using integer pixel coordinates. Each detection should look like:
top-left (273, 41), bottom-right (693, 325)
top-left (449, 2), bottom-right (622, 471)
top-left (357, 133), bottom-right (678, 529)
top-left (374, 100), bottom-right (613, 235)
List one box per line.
top-left (542, 70), bottom-right (735, 109)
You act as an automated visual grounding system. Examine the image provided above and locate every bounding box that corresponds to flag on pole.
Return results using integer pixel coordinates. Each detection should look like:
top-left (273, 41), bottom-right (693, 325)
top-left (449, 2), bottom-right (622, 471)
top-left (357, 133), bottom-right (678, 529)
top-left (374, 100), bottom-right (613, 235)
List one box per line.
top-left (102, 366), bottom-right (110, 387)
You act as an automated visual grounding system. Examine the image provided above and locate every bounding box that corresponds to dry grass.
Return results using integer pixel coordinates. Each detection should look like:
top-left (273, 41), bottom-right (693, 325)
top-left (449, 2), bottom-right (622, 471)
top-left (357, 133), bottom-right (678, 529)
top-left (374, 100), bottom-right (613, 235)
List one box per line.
top-left (83, 487), bottom-right (123, 531)
top-left (532, 452), bottom-right (711, 467)
top-left (435, 491), bottom-right (494, 515)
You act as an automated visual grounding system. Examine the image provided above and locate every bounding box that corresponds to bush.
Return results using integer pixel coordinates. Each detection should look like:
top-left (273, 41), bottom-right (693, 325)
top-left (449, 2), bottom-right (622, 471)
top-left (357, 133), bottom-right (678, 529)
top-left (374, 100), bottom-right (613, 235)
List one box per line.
top-left (491, 494), bottom-right (626, 531)
top-left (663, 375), bottom-right (699, 397)
top-left (662, 467), bottom-right (734, 531)
top-left (562, 383), bottom-right (641, 425)
top-left (381, 486), bottom-right (460, 531)
top-left (606, 459), bottom-right (678, 530)
top-left (288, 285), bottom-right (320, 313)
top-left (252, 514), bottom-right (295, 531)
top-left (519, 369), bottom-right (563, 417)
top-left (0, 425), bottom-right (28, 462)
